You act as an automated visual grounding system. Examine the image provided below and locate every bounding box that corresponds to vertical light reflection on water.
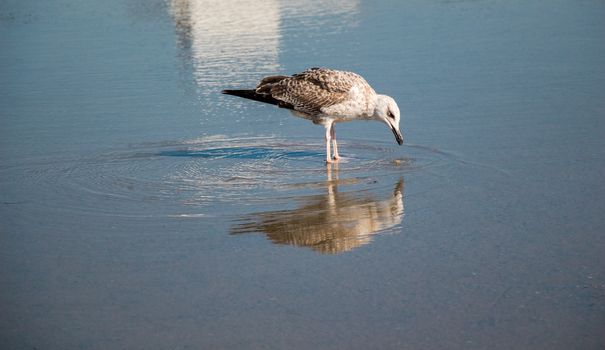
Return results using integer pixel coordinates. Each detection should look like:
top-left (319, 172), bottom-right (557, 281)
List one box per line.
top-left (169, 0), bottom-right (360, 96)
top-left (170, 0), bottom-right (281, 92)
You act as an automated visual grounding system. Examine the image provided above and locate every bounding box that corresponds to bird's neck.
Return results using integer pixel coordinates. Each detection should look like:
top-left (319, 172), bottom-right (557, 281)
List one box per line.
top-left (369, 94), bottom-right (388, 120)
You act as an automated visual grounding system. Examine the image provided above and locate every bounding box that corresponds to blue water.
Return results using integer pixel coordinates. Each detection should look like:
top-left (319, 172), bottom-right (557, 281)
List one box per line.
top-left (1, 0), bottom-right (604, 349)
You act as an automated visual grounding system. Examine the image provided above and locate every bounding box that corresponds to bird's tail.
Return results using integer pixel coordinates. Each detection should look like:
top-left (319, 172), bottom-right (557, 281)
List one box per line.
top-left (221, 89), bottom-right (292, 109)
top-left (221, 89), bottom-right (256, 100)
top-left (221, 89), bottom-right (277, 105)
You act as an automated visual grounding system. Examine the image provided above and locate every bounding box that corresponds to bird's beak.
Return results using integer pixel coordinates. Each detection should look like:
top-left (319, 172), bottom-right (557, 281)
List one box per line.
top-left (391, 125), bottom-right (404, 145)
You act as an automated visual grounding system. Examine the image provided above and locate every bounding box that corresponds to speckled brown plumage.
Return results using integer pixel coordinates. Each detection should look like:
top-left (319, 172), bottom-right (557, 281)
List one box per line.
top-left (222, 67), bottom-right (403, 163)
top-left (255, 67), bottom-right (376, 116)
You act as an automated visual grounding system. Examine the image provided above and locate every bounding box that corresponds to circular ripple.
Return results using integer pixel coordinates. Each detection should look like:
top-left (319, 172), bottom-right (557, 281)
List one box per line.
top-left (3, 135), bottom-right (457, 218)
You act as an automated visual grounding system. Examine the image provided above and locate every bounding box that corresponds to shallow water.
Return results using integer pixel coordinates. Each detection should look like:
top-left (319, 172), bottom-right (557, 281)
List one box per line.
top-left (1, 0), bottom-right (605, 349)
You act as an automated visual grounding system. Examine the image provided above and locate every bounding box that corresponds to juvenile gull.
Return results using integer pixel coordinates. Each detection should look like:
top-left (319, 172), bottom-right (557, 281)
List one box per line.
top-left (222, 67), bottom-right (403, 163)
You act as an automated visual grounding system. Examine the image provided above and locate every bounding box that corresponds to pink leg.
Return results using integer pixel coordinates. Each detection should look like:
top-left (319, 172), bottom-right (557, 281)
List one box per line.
top-left (331, 124), bottom-right (340, 160)
top-left (325, 125), bottom-right (333, 163)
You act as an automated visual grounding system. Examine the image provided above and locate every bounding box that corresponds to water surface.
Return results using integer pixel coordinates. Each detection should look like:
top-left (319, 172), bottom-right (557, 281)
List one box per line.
top-left (1, 0), bottom-right (604, 349)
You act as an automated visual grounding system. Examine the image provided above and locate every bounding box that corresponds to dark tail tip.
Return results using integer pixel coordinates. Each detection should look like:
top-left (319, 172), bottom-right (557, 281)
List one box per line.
top-left (221, 89), bottom-right (286, 107)
top-left (221, 89), bottom-right (255, 98)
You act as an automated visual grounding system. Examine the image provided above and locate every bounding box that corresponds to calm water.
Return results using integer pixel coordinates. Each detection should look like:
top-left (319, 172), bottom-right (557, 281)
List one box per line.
top-left (1, 0), bottom-right (605, 349)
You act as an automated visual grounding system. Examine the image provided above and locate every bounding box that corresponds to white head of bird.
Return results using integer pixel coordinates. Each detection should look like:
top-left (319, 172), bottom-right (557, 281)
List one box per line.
top-left (373, 94), bottom-right (404, 145)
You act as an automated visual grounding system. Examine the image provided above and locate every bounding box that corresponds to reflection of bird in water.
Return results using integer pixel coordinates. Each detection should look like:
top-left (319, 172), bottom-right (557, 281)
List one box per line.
top-left (231, 167), bottom-right (404, 254)
top-left (223, 67), bottom-right (404, 163)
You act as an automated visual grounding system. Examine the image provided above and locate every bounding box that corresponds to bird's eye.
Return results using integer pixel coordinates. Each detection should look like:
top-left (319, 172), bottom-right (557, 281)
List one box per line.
top-left (387, 111), bottom-right (395, 119)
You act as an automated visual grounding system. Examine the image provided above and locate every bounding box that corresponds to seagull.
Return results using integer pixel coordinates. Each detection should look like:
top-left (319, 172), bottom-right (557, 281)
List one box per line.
top-left (222, 67), bottom-right (403, 163)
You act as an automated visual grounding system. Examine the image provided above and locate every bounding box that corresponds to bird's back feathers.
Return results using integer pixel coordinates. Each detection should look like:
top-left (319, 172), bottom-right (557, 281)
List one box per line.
top-left (223, 68), bottom-right (376, 116)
